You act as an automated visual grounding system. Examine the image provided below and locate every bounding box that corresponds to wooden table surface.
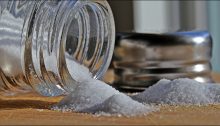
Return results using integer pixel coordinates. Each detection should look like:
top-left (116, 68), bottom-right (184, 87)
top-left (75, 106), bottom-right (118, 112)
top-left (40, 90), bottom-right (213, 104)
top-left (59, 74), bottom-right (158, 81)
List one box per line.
top-left (0, 72), bottom-right (220, 125)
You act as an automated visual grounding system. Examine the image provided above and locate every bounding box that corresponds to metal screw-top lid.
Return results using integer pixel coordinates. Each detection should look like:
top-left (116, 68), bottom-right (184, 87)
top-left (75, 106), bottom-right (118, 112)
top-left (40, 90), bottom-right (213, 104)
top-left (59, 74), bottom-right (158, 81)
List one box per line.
top-left (113, 31), bottom-right (213, 92)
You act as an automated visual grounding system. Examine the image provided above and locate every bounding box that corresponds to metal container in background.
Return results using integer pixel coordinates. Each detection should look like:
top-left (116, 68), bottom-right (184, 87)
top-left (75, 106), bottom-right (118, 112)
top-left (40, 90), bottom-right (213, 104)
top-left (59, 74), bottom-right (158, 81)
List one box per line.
top-left (113, 31), bottom-right (213, 92)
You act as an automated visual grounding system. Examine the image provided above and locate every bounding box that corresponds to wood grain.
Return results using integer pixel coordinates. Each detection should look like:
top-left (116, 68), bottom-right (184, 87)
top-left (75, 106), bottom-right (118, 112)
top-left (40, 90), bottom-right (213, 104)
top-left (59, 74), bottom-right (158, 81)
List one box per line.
top-left (0, 72), bottom-right (220, 125)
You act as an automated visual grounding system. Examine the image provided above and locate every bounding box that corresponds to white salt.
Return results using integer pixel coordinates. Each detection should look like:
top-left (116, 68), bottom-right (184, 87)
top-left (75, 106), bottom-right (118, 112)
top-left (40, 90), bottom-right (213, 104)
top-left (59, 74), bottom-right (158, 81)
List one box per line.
top-left (54, 79), bottom-right (120, 111)
top-left (132, 78), bottom-right (220, 105)
top-left (65, 55), bottom-right (92, 82)
top-left (81, 93), bottom-right (156, 117)
top-left (53, 78), bottom-right (155, 116)
top-left (53, 56), bottom-right (220, 117)
top-left (205, 84), bottom-right (220, 103)
top-left (52, 58), bottom-right (155, 116)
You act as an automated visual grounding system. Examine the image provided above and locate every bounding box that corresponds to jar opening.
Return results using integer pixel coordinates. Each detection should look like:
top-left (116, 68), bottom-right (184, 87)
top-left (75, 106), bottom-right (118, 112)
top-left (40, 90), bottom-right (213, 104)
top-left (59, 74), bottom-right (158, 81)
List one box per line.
top-left (63, 1), bottom-right (115, 82)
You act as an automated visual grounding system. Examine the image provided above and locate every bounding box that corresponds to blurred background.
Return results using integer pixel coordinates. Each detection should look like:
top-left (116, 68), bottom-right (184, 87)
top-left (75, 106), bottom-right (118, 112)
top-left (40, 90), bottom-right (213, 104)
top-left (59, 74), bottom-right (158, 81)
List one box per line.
top-left (108, 0), bottom-right (220, 73)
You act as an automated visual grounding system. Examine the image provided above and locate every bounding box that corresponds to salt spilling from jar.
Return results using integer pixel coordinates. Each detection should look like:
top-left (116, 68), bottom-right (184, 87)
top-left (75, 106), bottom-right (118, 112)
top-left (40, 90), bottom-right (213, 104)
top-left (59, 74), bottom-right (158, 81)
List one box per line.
top-left (52, 58), bottom-right (157, 117)
top-left (2, 1), bottom-right (220, 117)
top-left (0, 0), bottom-right (115, 96)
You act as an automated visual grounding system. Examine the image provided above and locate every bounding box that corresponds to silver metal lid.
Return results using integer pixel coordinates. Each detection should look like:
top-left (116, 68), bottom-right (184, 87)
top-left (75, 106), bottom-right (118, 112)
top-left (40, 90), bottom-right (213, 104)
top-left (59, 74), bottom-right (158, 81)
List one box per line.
top-left (113, 31), bottom-right (213, 92)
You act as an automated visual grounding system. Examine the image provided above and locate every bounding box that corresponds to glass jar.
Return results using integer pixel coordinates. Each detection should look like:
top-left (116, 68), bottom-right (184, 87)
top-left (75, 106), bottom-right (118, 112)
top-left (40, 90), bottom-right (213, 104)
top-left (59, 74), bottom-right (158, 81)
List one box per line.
top-left (0, 0), bottom-right (115, 96)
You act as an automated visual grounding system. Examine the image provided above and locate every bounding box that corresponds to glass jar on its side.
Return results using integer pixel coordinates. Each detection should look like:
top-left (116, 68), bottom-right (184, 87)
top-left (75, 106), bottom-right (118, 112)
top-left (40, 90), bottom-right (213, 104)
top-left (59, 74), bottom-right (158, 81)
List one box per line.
top-left (0, 0), bottom-right (115, 96)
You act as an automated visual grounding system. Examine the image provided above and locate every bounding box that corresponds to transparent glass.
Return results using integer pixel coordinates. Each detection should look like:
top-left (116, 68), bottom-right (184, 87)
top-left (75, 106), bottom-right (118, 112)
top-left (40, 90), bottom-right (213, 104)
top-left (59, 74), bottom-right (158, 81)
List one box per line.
top-left (0, 0), bottom-right (115, 96)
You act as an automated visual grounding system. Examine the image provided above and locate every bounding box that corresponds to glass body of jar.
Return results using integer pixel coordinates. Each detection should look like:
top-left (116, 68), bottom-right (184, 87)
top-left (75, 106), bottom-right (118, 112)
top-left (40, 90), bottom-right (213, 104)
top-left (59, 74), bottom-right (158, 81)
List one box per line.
top-left (0, 0), bottom-right (115, 96)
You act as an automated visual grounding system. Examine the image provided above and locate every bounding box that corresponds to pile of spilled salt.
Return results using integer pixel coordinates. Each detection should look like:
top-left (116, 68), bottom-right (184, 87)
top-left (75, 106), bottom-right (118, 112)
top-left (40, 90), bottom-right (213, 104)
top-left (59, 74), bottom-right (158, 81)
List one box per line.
top-left (54, 79), bottom-right (120, 112)
top-left (81, 93), bottom-right (156, 117)
top-left (132, 78), bottom-right (220, 105)
top-left (52, 78), bottom-right (155, 116)
top-left (52, 57), bottom-right (220, 117)
top-left (52, 58), bottom-right (156, 117)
